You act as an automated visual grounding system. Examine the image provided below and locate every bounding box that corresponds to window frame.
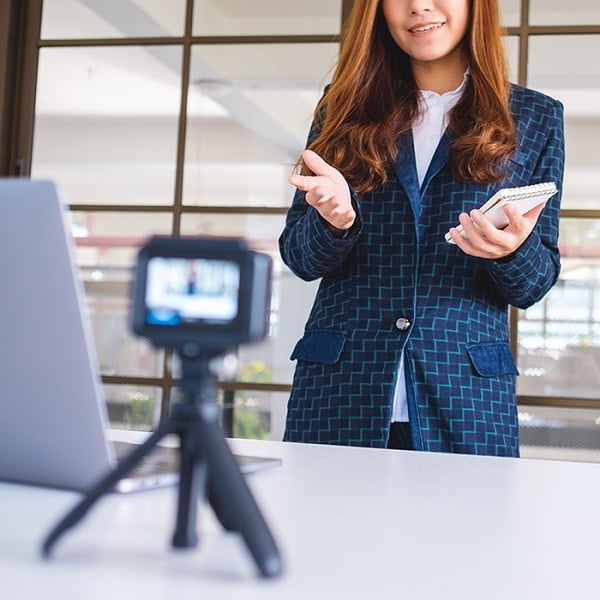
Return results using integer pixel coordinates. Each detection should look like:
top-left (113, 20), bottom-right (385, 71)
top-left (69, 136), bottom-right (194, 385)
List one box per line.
top-left (2, 0), bottom-right (600, 430)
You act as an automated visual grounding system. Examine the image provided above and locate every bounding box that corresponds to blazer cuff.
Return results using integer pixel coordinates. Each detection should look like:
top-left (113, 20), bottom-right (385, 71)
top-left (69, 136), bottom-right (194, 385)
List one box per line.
top-left (487, 230), bottom-right (543, 280)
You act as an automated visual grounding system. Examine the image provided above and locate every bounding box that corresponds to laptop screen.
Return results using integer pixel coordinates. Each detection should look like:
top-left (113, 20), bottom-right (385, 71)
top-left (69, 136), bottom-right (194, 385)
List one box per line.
top-left (0, 179), bottom-right (116, 491)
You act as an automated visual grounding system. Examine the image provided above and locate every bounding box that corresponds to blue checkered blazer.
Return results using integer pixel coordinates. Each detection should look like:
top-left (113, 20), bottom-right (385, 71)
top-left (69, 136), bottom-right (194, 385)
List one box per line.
top-left (279, 84), bottom-right (564, 456)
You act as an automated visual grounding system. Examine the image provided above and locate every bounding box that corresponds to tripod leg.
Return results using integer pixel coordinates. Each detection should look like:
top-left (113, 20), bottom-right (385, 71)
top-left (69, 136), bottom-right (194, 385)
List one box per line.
top-left (171, 424), bottom-right (207, 548)
top-left (41, 420), bottom-right (178, 557)
top-left (197, 416), bottom-right (283, 578)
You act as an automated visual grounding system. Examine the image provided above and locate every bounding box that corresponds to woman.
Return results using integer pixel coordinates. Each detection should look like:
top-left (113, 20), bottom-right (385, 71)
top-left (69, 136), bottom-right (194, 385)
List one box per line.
top-left (279, 0), bottom-right (564, 456)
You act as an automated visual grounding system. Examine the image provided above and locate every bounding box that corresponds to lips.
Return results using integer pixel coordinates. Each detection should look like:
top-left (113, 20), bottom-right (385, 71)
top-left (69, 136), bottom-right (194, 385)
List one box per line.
top-left (409, 22), bottom-right (445, 33)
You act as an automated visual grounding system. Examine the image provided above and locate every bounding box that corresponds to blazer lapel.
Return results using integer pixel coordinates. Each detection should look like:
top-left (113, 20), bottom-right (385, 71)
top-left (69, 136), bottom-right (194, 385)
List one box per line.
top-left (394, 128), bottom-right (457, 218)
top-left (394, 131), bottom-right (421, 218)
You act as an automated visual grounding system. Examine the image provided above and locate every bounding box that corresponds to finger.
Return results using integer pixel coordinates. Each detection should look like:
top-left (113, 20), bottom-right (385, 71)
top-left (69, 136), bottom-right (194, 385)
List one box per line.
top-left (501, 202), bottom-right (544, 239)
top-left (451, 223), bottom-right (505, 258)
top-left (458, 211), bottom-right (479, 239)
top-left (469, 209), bottom-right (500, 239)
top-left (288, 175), bottom-right (335, 205)
top-left (501, 199), bottom-right (548, 230)
top-left (458, 211), bottom-right (499, 250)
top-left (446, 227), bottom-right (464, 245)
top-left (289, 173), bottom-right (319, 192)
top-left (302, 149), bottom-right (339, 178)
top-left (448, 225), bottom-right (481, 254)
top-left (502, 202), bottom-right (524, 226)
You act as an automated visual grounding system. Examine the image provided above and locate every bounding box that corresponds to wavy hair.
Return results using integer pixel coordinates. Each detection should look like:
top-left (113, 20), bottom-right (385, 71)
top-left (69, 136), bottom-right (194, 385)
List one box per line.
top-left (304, 0), bottom-right (516, 193)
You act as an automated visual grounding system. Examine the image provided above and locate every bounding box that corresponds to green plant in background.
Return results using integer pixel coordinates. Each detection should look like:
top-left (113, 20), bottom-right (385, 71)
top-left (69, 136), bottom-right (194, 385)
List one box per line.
top-left (124, 393), bottom-right (155, 431)
top-left (233, 360), bottom-right (272, 440)
top-left (233, 406), bottom-right (270, 440)
top-left (238, 360), bottom-right (272, 384)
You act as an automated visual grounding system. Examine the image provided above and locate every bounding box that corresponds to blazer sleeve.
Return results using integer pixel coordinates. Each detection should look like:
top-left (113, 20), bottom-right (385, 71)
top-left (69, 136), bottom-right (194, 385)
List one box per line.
top-left (484, 97), bottom-right (565, 309)
top-left (278, 185), bottom-right (362, 281)
top-left (278, 114), bottom-right (363, 281)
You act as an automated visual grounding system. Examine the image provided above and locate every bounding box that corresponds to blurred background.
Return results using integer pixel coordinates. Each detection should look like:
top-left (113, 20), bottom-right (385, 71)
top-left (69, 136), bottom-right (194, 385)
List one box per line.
top-left (2, 0), bottom-right (599, 461)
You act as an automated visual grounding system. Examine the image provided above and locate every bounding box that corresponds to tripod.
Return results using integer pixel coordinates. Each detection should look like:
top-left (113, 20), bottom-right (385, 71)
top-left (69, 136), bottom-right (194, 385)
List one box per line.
top-left (41, 345), bottom-right (283, 578)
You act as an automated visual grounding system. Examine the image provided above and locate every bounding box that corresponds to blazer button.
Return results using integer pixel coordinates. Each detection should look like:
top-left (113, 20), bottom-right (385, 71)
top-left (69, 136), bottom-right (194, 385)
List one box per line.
top-left (395, 317), bottom-right (411, 332)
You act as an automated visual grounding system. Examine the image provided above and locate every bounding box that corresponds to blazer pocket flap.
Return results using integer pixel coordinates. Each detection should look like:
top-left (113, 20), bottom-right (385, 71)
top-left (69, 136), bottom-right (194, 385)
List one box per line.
top-left (290, 330), bottom-right (346, 364)
top-left (509, 150), bottom-right (526, 166)
top-left (466, 342), bottom-right (519, 376)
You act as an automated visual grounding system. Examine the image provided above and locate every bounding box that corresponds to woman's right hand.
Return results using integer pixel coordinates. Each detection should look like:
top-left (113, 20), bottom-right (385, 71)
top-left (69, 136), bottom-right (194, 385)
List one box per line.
top-left (288, 149), bottom-right (356, 233)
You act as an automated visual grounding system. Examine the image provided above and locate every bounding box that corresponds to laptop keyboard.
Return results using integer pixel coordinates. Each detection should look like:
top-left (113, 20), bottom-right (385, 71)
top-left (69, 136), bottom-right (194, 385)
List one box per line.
top-left (113, 441), bottom-right (179, 477)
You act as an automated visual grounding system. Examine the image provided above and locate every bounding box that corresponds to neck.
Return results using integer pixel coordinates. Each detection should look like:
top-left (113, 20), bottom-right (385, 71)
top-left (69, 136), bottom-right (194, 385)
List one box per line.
top-left (412, 53), bottom-right (467, 94)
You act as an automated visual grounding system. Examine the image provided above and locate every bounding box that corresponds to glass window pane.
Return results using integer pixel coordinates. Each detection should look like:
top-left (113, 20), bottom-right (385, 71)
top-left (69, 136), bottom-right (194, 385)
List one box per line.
top-left (73, 211), bottom-right (172, 378)
top-left (105, 384), bottom-right (163, 431)
top-left (528, 35), bottom-right (600, 210)
top-left (517, 219), bottom-right (600, 400)
top-left (232, 263), bottom-right (318, 386)
top-left (558, 217), bottom-right (600, 269)
top-left (85, 275), bottom-right (164, 379)
top-left (500, 0), bottom-right (521, 27)
top-left (519, 406), bottom-right (600, 463)
top-left (232, 390), bottom-right (291, 442)
top-left (72, 210), bottom-right (172, 239)
top-left (504, 35), bottom-right (519, 83)
top-left (41, 0), bottom-right (186, 39)
top-left (183, 43), bottom-right (338, 207)
top-left (180, 212), bottom-right (284, 241)
top-left (530, 0), bottom-right (600, 26)
top-left (32, 46), bottom-right (182, 205)
top-left (180, 212), bottom-right (320, 388)
top-left (193, 0), bottom-right (342, 36)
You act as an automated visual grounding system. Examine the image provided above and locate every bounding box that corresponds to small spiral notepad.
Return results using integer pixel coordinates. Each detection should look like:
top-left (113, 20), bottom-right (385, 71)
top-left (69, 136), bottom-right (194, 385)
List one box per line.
top-left (445, 181), bottom-right (558, 243)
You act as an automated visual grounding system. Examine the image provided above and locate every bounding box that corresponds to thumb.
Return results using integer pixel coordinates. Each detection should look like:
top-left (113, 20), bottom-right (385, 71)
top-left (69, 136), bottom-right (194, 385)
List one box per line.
top-left (302, 149), bottom-right (338, 178)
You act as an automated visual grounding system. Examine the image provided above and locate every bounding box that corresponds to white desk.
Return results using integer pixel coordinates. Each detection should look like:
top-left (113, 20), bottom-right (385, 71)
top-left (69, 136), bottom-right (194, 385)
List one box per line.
top-left (1, 438), bottom-right (599, 599)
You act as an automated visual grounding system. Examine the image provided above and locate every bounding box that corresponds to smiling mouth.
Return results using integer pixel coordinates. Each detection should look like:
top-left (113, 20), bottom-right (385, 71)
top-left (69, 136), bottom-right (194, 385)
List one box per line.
top-left (409, 22), bottom-right (445, 34)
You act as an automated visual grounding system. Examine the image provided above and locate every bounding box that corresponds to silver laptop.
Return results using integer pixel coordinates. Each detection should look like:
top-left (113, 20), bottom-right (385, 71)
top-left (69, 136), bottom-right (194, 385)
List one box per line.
top-left (0, 178), bottom-right (280, 493)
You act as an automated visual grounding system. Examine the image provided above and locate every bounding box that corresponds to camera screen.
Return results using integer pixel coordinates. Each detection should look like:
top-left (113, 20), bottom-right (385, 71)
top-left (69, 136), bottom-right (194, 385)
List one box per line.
top-left (144, 256), bottom-right (240, 327)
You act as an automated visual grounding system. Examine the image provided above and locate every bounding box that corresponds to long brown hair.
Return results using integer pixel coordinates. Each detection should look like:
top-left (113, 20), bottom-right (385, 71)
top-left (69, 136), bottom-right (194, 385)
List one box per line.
top-left (305, 0), bottom-right (516, 194)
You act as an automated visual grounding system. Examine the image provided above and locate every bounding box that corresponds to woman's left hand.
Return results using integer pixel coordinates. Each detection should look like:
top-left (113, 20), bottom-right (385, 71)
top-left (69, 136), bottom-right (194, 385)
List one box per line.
top-left (446, 201), bottom-right (547, 259)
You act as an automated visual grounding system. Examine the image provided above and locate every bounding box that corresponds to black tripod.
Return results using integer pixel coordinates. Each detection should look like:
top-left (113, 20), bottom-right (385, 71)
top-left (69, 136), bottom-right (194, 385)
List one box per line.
top-left (41, 345), bottom-right (283, 578)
